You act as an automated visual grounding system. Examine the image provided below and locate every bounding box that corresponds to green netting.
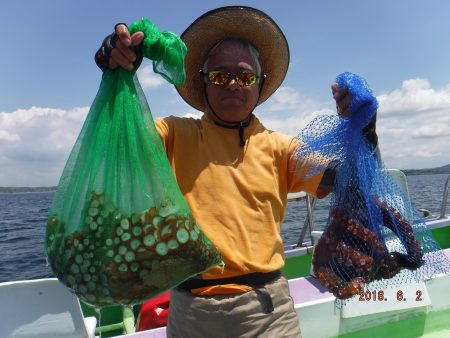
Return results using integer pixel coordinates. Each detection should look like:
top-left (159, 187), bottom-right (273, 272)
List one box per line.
top-left (45, 18), bottom-right (222, 307)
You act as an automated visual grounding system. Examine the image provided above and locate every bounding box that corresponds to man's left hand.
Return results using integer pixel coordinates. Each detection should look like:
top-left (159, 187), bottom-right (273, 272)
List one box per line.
top-left (331, 83), bottom-right (351, 117)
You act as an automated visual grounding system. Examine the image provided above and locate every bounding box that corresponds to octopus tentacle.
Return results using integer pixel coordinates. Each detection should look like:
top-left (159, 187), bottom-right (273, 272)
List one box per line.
top-left (313, 211), bottom-right (381, 298)
top-left (375, 197), bottom-right (424, 268)
top-left (313, 198), bottom-right (425, 299)
top-left (315, 266), bottom-right (365, 299)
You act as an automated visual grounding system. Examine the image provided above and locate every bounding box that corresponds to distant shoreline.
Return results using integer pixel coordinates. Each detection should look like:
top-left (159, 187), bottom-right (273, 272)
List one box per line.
top-left (0, 187), bottom-right (56, 194)
top-left (1, 164), bottom-right (449, 194)
top-left (402, 164), bottom-right (450, 177)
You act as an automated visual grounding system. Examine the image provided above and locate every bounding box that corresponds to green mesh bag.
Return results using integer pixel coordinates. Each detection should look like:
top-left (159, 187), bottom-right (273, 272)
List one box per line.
top-left (45, 19), bottom-right (222, 307)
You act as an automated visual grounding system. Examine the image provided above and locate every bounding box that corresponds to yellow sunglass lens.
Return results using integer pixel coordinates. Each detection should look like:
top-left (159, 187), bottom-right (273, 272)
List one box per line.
top-left (209, 71), bottom-right (228, 84)
top-left (237, 73), bottom-right (256, 86)
top-left (208, 71), bottom-right (257, 87)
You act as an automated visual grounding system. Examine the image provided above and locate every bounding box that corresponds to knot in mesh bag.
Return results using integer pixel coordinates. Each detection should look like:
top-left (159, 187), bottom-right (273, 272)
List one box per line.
top-left (129, 18), bottom-right (187, 85)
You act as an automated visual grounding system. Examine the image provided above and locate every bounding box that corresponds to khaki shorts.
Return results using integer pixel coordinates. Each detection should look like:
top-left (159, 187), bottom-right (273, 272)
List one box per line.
top-left (167, 275), bottom-right (301, 338)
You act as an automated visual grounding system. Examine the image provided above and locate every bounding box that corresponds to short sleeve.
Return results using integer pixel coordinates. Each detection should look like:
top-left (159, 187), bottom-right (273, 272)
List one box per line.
top-left (287, 138), bottom-right (329, 197)
top-left (154, 117), bottom-right (172, 154)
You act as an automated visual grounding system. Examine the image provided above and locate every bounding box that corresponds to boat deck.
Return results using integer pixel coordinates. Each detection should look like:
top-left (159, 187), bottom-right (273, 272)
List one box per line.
top-left (115, 249), bottom-right (450, 338)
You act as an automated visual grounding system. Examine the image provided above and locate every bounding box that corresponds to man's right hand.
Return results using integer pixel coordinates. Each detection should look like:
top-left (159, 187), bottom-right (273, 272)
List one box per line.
top-left (110, 24), bottom-right (144, 70)
top-left (95, 24), bottom-right (145, 72)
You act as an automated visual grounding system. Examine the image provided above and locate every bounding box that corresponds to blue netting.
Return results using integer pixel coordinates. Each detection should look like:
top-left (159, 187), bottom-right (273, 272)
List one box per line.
top-left (296, 72), bottom-right (450, 301)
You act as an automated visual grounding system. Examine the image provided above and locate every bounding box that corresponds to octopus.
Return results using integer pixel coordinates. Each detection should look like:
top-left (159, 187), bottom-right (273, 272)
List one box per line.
top-left (313, 195), bottom-right (424, 299)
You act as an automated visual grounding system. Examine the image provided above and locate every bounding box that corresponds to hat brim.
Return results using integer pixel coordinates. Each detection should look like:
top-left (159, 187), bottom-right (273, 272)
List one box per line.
top-left (176, 6), bottom-right (290, 112)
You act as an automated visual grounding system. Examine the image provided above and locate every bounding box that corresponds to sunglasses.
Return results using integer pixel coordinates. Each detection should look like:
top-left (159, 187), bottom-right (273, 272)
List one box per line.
top-left (205, 70), bottom-right (261, 87)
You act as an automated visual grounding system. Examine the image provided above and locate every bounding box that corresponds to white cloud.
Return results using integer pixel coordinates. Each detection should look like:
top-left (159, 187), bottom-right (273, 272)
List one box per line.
top-left (265, 87), bottom-right (302, 111)
top-left (136, 64), bottom-right (166, 90)
top-left (0, 130), bottom-right (19, 142)
top-left (1, 78), bottom-right (449, 186)
top-left (258, 85), bottom-right (335, 136)
top-left (374, 79), bottom-right (450, 169)
top-left (183, 112), bottom-right (202, 119)
top-left (260, 81), bottom-right (450, 170)
top-left (0, 103), bottom-right (198, 187)
top-left (0, 107), bottom-right (88, 186)
top-left (377, 79), bottom-right (450, 116)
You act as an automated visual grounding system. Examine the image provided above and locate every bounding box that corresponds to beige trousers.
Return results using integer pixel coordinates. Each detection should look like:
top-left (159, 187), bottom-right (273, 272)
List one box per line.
top-left (166, 275), bottom-right (301, 338)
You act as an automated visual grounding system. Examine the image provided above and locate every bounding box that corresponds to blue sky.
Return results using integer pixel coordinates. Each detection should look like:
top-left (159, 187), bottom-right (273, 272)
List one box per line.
top-left (1, 0), bottom-right (450, 186)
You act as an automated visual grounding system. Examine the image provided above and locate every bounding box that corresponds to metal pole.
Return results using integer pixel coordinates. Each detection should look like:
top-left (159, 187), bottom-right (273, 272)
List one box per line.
top-left (296, 195), bottom-right (317, 247)
top-left (440, 175), bottom-right (450, 219)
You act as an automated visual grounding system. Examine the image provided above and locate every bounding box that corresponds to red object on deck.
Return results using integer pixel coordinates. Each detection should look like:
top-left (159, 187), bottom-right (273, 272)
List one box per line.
top-left (137, 291), bottom-right (171, 331)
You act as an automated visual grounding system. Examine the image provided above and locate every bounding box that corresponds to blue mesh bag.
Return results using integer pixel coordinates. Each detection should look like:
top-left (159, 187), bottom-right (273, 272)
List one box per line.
top-left (297, 72), bottom-right (450, 300)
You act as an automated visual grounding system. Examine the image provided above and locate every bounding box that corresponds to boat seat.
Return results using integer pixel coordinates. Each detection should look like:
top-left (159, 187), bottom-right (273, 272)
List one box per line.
top-left (385, 168), bottom-right (410, 196)
top-left (0, 278), bottom-right (97, 338)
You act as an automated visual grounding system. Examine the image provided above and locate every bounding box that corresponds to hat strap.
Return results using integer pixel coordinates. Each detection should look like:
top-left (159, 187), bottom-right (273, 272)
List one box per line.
top-left (203, 77), bottom-right (265, 147)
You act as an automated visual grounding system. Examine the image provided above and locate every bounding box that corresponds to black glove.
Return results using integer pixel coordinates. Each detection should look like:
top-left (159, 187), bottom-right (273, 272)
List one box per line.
top-left (94, 23), bottom-right (143, 72)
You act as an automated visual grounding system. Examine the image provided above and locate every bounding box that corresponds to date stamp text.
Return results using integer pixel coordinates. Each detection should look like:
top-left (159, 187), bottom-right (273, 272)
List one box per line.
top-left (358, 290), bottom-right (423, 302)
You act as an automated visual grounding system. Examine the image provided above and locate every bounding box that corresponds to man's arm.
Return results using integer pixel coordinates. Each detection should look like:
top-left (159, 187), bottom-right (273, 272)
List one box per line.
top-left (316, 161), bottom-right (338, 198)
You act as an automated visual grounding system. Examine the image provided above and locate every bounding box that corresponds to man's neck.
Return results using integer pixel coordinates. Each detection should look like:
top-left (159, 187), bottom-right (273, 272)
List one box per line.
top-left (206, 110), bottom-right (252, 128)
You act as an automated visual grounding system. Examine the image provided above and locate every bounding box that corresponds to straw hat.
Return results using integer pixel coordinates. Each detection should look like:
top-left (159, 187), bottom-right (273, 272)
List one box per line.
top-left (176, 6), bottom-right (290, 112)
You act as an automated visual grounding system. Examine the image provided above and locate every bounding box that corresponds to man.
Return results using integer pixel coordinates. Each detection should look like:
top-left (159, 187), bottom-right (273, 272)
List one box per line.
top-left (96, 6), bottom-right (351, 337)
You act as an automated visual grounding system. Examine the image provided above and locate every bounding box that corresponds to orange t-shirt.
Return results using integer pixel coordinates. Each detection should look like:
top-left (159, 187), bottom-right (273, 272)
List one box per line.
top-left (155, 113), bottom-right (325, 295)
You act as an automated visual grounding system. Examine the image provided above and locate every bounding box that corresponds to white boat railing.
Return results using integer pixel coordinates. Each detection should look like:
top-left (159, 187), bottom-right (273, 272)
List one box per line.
top-left (295, 195), bottom-right (317, 247)
top-left (288, 173), bottom-right (450, 248)
top-left (286, 193), bottom-right (317, 248)
top-left (439, 175), bottom-right (450, 219)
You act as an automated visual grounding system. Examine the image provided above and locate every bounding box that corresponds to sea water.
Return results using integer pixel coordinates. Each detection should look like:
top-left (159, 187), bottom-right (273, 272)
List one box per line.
top-left (1, 174), bottom-right (449, 283)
